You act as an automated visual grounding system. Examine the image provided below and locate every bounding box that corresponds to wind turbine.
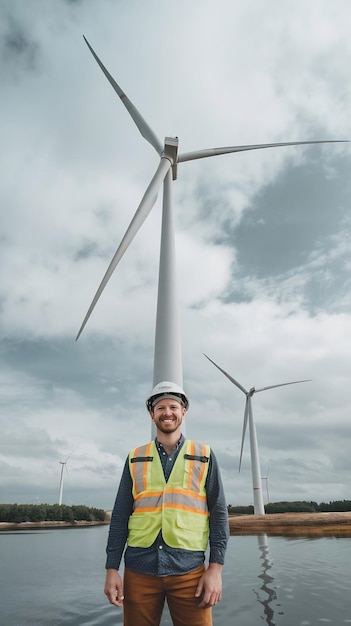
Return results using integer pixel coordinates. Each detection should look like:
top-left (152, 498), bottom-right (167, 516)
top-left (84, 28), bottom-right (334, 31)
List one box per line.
top-left (76, 37), bottom-right (344, 411)
top-left (204, 354), bottom-right (310, 514)
top-left (58, 448), bottom-right (75, 506)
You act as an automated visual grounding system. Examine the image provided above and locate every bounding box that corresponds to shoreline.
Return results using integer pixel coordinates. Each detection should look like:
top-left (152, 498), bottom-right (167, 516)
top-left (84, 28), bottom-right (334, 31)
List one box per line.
top-left (0, 520), bottom-right (109, 531)
top-left (229, 511), bottom-right (351, 536)
top-left (2, 512), bottom-right (351, 536)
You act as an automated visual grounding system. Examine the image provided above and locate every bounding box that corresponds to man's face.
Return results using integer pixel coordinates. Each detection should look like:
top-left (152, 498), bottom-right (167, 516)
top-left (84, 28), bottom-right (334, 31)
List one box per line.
top-left (150, 398), bottom-right (186, 434)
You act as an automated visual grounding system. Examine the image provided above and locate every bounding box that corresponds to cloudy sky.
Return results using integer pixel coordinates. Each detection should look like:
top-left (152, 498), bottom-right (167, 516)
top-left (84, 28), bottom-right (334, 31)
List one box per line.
top-left (1, 0), bottom-right (351, 510)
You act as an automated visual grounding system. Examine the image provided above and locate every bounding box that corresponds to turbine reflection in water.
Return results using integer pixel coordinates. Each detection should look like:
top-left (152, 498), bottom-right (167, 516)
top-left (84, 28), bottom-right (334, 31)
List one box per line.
top-left (253, 534), bottom-right (284, 625)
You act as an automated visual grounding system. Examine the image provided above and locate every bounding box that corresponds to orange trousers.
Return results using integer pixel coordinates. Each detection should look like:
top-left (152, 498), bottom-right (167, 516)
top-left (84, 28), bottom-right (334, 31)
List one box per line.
top-left (123, 565), bottom-right (213, 626)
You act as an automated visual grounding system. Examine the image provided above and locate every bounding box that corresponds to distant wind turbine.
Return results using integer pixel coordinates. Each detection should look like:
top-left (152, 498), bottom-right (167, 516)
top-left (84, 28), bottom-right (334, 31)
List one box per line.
top-left (204, 354), bottom-right (311, 514)
top-left (58, 448), bottom-right (75, 506)
top-left (76, 37), bottom-right (345, 419)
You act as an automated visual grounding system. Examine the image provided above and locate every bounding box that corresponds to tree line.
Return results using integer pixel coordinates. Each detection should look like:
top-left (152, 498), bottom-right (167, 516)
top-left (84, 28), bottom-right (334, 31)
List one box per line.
top-left (227, 500), bottom-right (351, 515)
top-left (2, 500), bottom-right (350, 522)
top-left (0, 503), bottom-right (106, 524)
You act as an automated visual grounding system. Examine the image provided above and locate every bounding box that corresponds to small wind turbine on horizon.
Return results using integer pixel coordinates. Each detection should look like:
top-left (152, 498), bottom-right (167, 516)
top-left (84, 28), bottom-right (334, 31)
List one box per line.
top-left (76, 37), bottom-right (346, 418)
top-left (204, 353), bottom-right (311, 515)
top-left (58, 448), bottom-right (75, 506)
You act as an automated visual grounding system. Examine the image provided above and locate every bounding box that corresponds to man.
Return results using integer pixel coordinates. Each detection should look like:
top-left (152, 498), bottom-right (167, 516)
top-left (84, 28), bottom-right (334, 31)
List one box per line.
top-left (104, 381), bottom-right (229, 626)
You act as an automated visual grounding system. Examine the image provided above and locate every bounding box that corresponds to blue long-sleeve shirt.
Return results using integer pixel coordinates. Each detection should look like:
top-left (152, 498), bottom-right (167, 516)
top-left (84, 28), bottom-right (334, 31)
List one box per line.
top-left (106, 435), bottom-right (229, 576)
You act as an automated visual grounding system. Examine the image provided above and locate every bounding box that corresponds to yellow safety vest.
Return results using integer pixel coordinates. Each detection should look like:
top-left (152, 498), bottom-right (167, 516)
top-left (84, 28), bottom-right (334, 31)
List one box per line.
top-left (128, 439), bottom-right (210, 551)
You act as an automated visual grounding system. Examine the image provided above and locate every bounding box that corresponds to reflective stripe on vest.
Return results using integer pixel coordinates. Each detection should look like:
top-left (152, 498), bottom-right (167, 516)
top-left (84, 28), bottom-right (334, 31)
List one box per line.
top-left (130, 442), bottom-right (154, 495)
top-left (127, 439), bottom-right (210, 550)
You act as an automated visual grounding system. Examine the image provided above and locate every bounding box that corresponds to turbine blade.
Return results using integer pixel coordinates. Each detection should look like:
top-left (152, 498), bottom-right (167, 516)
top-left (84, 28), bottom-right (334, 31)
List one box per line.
top-left (239, 398), bottom-right (249, 471)
top-left (65, 463), bottom-right (71, 482)
top-left (65, 446), bottom-right (77, 463)
top-left (203, 354), bottom-right (247, 394)
top-left (255, 379), bottom-right (312, 393)
top-left (76, 158), bottom-right (171, 340)
top-left (83, 36), bottom-right (163, 154)
top-left (178, 140), bottom-right (348, 164)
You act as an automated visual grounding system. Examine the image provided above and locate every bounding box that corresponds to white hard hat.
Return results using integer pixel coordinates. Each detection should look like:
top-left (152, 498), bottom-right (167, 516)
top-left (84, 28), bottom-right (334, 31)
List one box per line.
top-left (146, 381), bottom-right (189, 412)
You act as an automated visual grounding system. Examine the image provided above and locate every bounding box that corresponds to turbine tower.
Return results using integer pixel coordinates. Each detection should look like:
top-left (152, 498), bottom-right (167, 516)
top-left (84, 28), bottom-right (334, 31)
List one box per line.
top-left (58, 449), bottom-right (75, 506)
top-left (204, 354), bottom-right (310, 514)
top-left (262, 467), bottom-right (270, 504)
top-left (76, 38), bottom-right (344, 435)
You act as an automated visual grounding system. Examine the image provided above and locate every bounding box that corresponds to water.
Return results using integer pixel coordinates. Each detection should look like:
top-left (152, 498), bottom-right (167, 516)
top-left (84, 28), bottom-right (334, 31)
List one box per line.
top-left (1, 526), bottom-right (351, 626)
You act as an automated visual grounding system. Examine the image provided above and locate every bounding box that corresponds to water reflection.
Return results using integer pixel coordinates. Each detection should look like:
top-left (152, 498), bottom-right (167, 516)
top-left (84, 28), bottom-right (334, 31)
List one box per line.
top-left (253, 534), bottom-right (284, 625)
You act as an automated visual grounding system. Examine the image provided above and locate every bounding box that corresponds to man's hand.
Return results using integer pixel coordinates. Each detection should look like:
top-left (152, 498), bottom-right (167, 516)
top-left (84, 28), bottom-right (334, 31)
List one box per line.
top-left (195, 562), bottom-right (223, 608)
top-left (104, 568), bottom-right (124, 607)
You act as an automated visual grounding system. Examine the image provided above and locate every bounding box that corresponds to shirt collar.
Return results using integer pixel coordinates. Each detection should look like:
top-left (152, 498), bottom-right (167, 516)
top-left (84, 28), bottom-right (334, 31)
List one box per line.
top-left (155, 433), bottom-right (184, 452)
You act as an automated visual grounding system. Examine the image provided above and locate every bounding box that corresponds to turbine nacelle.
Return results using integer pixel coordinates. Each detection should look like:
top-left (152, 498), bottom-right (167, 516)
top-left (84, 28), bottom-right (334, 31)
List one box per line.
top-left (162, 137), bottom-right (179, 180)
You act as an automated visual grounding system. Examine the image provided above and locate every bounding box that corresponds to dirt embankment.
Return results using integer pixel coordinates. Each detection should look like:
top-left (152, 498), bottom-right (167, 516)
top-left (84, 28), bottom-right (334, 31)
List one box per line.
top-left (229, 511), bottom-right (351, 536)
